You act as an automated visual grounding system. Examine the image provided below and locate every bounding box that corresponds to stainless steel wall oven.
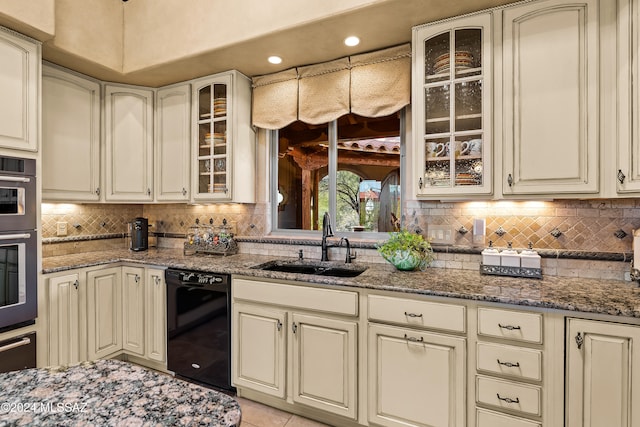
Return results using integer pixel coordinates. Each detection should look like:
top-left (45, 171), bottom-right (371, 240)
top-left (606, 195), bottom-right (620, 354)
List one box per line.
top-left (0, 155), bottom-right (37, 331)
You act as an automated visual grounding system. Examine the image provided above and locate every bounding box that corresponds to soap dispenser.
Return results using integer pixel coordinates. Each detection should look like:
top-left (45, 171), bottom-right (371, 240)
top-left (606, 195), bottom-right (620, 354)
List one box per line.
top-left (481, 240), bottom-right (501, 266)
top-left (520, 242), bottom-right (541, 269)
top-left (500, 242), bottom-right (521, 267)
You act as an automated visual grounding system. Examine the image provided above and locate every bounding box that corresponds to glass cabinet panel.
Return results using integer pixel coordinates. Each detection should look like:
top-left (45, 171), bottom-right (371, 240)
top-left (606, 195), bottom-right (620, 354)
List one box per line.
top-left (415, 13), bottom-right (491, 196)
top-left (197, 83), bottom-right (228, 195)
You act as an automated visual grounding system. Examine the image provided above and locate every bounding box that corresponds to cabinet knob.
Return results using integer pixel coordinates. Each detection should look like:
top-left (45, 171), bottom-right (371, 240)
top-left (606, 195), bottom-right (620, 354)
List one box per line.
top-left (182, 188), bottom-right (187, 196)
top-left (73, 280), bottom-right (79, 290)
top-left (418, 177), bottom-right (423, 189)
top-left (507, 174), bottom-right (513, 187)
top-left (618, 169), bottom-right (626, 184)
top-left (147, 188), bottom-right (151, 196)
top-left (95, 187), bottom-right (100, 196)
top-left (292, 322), bottom-right (297, 334)
top-left (135, 274), bottom-right (140, 283)
top-left (276, 320), bottom-right (282, 331)
top-left (575, 332), bottom-right (584, 349)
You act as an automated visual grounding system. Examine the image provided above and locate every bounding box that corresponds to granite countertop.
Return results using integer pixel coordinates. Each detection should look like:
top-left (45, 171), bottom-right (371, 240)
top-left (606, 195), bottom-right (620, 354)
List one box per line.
top-left (0, 359), bottom-right (241, 426)
top-left (42, 248), bottom-right (640, 318)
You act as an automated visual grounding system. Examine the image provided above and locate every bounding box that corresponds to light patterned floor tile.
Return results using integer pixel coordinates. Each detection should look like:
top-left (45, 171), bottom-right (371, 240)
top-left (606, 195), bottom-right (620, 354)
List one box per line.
top-left (236, 397), bottom-right (291, 427)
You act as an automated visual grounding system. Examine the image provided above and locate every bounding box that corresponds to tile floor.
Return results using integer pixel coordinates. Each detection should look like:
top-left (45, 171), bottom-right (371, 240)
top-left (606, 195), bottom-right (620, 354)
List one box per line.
top-left (236, 397), bottom-right (330, 427)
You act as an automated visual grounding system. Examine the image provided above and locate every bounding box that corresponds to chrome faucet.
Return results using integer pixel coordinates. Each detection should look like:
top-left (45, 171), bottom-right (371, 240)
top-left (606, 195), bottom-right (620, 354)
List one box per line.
top-left (340, 237), bottom-right (357, 264)
top-left (321, 212), bottom-right (334, 261)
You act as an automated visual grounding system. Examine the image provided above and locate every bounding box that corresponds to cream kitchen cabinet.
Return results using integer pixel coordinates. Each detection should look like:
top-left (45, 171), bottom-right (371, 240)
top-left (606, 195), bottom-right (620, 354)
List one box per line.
top-left (42, 64), bottom-right (101, 201)
top-left (232, 277), bottom-right (358, 421)
top-left (86, 266), bottom-right (122, 360)
top-left (501, 0), bottom-right (600, 196)
top-left (156, 83), bottom-right (191, 201)
top-left (104, 84), bottom-right (154, 202)
top-left (616, 0), bottom-right (640, 194)
top-left (413, 12), bottom-right (494, 198)
top-left (145, 268), bottom-right (167, 363)
top-left (0, 26), bottom-right (40, 152)
top-left (191, 70), bottom-right (255, 203)
top-left (44, 272), bottom-right (83, 366)
top-left (367, 294), bottom-right (466, 427)
top-left (122, 266), bottom-right (145, 356)
top-left (42, 265), bottom-right (166, 368)
top-left (566, 318), bottom-right (640, 427)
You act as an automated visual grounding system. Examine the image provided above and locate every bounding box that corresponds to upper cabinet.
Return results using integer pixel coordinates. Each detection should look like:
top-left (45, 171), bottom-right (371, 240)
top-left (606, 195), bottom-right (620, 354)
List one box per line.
top-left (501, 0), bottom-right (600, 196)
top-left (617, 0), bottom-right (640, 194)
top-left (155, 84), bottom-right (191, 202)
top-left (104, 84), bottom-right (154, 202)
top-left (42, 64), bottom-right (101, 201)
top-left (413, 13), bottom-right (494, 198)
top-left (0, 27), bottom-right (40, 152)
top-left (191, 70), bottom-right (255, 203)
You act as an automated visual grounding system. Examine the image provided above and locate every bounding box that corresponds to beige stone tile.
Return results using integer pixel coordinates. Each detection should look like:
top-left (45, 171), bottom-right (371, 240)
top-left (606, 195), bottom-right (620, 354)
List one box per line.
top-left (236, 397), bottom-right (291, 427)
top-left (284, 414), bottom-right (331, 427)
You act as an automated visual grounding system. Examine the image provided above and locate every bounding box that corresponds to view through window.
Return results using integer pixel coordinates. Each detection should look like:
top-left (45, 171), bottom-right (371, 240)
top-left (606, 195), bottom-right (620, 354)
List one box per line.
top-left (274, 112), bottom-right (402, 233)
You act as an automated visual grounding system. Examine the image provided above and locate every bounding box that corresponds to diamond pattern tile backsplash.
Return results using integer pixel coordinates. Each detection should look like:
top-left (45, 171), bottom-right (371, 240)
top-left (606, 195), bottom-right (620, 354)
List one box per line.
top-left (42, 198), bottom-right (640, 255)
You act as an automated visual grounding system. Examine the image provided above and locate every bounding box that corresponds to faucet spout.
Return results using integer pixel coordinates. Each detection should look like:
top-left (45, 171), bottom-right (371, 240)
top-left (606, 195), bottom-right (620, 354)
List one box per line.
top-left (340, 237), bottom-right (357, 264)
top-left (321, 212), bottom-right (334, 261)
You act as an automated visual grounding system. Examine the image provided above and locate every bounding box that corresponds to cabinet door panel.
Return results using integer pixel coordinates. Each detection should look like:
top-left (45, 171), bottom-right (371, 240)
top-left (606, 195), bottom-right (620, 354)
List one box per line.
top-left (42, 65), bottom-right (100, 201)
top-left (291, 313), bottom-right (357, 420)
top-left (0, 29), bottom-right (39, 152)
top-left (87, 268), bottom-right (122, 360)
top-left (156, 85), bottom-right (190, 201)
top-left (105, 86), bottom-right (154, 201)
top-left (232, 303), bottom-right (286, 398)
top-left (503, 0), bottom-right (599, 195)
top-left (48, 273), bottom-right (80, 366)
top-left (122, 267), bottom-right (145, 356)
top-left (566, 318), bottom-right (640, 427)
top-left (145, 269), bottom-right (166, 363)
top-left (368, 323), bottom-right (465, 427)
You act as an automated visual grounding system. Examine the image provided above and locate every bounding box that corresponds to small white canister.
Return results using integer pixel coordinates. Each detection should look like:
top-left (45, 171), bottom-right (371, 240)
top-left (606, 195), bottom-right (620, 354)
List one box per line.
top-left (481, 241), bottom-right (501, 266)
top-left (500, 242), bottom-right (521, 267)
top-left (520, 242), bottom-right (541, 269)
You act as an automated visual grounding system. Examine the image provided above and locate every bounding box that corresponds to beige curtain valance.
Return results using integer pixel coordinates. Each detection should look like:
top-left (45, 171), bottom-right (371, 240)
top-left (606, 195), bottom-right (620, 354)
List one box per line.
top-left (298, 58), bottom-right (350, 125)
top-left (350, 44), bottom-right (411, 117)
top-left (251, 43), bottom-right (411, 129)
top-left (252, 68), bottom-right (298, 129)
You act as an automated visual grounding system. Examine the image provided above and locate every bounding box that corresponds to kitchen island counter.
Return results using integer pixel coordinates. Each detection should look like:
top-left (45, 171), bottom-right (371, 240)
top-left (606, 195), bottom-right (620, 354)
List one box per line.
top-left (0, 359), bottom-right (241, 426)
top-left (42, 248), bottom-right (640, 318)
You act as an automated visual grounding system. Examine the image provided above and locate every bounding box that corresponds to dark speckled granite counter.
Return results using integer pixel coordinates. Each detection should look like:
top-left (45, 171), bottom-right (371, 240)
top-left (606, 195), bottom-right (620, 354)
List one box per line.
top-left (0, 359), bottom-right (240, 426)
top-left (42, 248), bottom-right (640, 318)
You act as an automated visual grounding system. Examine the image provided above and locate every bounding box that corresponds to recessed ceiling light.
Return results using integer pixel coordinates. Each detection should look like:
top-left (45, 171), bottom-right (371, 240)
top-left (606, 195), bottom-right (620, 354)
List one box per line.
top-left (344, 36), bottom-right (360, 47)
top-left (268, 56), bottom-right (282, 64)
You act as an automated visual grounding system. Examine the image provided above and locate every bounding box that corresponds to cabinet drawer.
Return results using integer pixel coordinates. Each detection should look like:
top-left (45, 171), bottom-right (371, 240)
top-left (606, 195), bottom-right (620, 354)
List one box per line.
top-left (478, 308), bottom-right (542, 344)
top-left (233, 278), bottom-right (358, 316)
top-left (477, 342), bottom-right (542, 381)
top-left (368, 294), bottom-right (465, 333)
top-left (476, 376), bottom-right (541, 417)
top-left (477, 408), bottom-right (541, 427)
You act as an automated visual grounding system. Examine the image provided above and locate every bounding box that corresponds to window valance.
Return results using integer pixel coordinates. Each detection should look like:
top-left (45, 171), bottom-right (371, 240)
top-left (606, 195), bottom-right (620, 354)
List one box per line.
top-left (251, 44), bottom-right (411, 130)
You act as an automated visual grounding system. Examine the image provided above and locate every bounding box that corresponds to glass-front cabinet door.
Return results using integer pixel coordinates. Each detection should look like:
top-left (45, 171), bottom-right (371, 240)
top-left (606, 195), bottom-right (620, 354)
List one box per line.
top-left (413, 13), bottom-right (493, 197)
top-left (191, 71), bottom-right (255, 203)
top-left (195, 76), bottom-right (231, 199)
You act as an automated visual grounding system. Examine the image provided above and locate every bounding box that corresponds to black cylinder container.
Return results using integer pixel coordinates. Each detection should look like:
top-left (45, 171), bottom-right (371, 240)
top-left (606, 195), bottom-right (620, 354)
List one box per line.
top-left (130, 217), bottom-right (149, 251)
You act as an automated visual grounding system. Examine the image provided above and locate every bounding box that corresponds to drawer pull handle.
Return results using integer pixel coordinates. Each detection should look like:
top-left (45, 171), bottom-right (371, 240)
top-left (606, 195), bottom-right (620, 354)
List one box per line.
top-left (0, 337), bottom-right (31, 354)
top-left (404, 312), bottom-right (423, 318)
top-left (498, 323), bottom-right (521, 331)
top-left (404, 334), bottom-right (424, 343)
top-left (497, 359), bottom-right (520, 368)
top-left (496, 393), bottom-right (520, 404)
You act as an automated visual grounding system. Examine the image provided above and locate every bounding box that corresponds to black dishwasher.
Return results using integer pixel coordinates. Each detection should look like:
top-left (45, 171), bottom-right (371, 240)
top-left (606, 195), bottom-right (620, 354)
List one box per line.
top-left (166, 269), bottom-right (233, 391)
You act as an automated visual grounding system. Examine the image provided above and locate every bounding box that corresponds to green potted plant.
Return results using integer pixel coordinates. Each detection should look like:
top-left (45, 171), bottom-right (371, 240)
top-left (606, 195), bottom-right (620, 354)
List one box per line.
top-left (377, 229), bottom-right (434, 271)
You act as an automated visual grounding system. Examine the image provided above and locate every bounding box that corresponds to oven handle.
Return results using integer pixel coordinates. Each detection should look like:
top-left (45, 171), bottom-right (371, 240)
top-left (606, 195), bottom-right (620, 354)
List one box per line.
top-left (0, 337), bottom-right (31, 354)
top-left (0, 233), bottom-right (31, 240)
top-left (0, 175), bottom-right (31, 183)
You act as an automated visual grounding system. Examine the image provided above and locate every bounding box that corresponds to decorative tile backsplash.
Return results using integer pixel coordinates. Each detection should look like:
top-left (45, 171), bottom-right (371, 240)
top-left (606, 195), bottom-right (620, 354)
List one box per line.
top-left (42, 199), bottom-right (640, 266)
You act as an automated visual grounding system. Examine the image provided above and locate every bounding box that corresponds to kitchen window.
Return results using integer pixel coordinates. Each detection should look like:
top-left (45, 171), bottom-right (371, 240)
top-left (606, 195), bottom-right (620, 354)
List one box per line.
top-left (271, 110), bottom-right (405, 234)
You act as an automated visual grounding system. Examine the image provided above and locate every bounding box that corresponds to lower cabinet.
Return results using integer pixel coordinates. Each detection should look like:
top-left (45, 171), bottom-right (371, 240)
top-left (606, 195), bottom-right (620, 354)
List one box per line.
top-left (368, 323), bottom-right (466, 427)
top-left (87, 267), bottom-right (122, 360)
top-left (42, 265), bottom-right (167, 368)
top-left (566, 318), bottom-right (640, 427)
top-left (232, 278), bottom-right (358, 421)
top-left (46, 272), bottom-right (82, 366)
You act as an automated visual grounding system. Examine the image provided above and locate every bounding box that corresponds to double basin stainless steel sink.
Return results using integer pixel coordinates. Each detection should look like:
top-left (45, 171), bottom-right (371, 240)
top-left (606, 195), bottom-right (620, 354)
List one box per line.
top-left (252, 260), bottom-right (367, 278)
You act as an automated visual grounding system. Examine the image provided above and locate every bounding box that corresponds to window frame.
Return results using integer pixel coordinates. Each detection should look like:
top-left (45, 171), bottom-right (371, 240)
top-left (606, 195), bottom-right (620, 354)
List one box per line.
top-left (269, 108), bottom-right (406, 238)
